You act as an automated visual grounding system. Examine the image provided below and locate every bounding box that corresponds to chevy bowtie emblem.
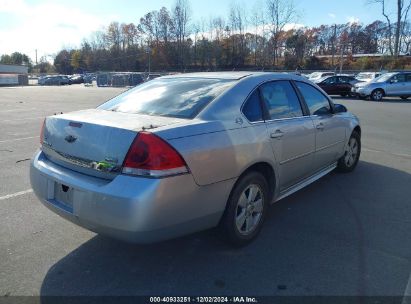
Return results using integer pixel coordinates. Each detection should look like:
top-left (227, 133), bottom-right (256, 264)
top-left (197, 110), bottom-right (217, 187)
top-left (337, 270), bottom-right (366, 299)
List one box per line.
top-left (65, 135), bottom-right (77, 143)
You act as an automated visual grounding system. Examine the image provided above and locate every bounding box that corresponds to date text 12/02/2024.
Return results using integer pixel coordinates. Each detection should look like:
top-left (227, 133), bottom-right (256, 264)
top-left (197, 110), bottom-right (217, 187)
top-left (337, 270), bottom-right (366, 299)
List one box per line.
top-left (149, 297), bottom-right (258, 303)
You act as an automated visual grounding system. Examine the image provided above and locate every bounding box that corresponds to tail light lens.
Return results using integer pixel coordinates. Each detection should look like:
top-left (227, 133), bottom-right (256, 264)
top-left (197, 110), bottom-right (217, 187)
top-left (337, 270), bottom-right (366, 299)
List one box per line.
top-left (40, 119), bottom-right (46, 145)
top-left (122, 132), bottom-right (188, 177)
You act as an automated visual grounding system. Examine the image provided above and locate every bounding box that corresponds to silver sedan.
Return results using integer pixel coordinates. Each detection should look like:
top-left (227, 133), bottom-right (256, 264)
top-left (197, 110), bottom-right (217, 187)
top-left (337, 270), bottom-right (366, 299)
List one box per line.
top-left (30, 72), bottom-right (361, 246)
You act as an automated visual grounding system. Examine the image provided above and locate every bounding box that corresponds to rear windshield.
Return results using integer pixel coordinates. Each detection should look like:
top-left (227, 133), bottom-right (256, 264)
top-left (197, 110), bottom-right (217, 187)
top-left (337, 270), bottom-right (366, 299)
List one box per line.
top-left (99, 77), bottom-right (236, 118)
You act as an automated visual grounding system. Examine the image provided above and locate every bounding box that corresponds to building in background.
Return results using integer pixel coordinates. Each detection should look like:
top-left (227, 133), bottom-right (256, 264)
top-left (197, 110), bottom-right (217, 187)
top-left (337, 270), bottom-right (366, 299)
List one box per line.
top-left (0, 64), bottom-right (28, 86)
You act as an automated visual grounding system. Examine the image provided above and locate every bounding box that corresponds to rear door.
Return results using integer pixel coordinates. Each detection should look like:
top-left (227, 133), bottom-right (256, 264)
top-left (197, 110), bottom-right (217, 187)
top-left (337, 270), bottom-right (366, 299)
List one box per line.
top-left (321, 76), bottom-right (337, 95)
top-left (258, 80), bottom-right (316, 191)
top-left (386, 73), bottom-right (406, 95)
top-left (337, 76), bottom-right (353, 95)
top-left (294, 81), bottom-right (346, 171)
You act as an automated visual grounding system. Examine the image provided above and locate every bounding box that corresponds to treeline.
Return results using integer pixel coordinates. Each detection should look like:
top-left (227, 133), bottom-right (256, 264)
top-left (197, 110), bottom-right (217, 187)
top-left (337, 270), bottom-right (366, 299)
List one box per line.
top-left (2, 0), bottom-right (411, 73)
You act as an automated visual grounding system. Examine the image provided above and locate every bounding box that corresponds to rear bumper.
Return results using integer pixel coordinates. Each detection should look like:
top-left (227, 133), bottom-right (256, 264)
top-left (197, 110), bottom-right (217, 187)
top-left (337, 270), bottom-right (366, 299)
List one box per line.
top-left (30, 150), bottom-right (232, 243)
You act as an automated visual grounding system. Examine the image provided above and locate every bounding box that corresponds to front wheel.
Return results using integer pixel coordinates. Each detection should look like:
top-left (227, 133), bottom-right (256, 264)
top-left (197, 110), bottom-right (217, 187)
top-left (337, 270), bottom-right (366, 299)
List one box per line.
top-left (400, 96), bottom-right (409, 100)
top-left (219, 172), bottom-right (269, 246)
top-left (371, 89), bottom-right (384, 101)
top-left (337, 131), bottom-right (361, 173)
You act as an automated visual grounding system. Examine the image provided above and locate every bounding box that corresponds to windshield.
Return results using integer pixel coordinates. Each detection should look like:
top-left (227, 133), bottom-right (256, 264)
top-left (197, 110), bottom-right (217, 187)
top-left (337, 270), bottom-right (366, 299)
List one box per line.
top-left (98, 77), bottom-right (236, 119)
top-left (373, 73), bottom-right (396, 83)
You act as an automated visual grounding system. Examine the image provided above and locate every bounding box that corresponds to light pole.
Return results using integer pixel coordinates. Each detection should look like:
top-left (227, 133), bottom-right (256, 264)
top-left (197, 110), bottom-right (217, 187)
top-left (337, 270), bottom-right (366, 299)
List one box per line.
top-left (146, 47), bottom-right (151, 75)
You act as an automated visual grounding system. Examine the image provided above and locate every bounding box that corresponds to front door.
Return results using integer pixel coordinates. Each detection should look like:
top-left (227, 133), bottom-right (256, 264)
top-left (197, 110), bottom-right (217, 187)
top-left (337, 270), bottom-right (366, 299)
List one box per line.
top-left (259, 80), bottom-right (316, 191)
top-left (294, 81), bottom-right (346, 170)
top-left (386, 73), bottom-right (407, 95)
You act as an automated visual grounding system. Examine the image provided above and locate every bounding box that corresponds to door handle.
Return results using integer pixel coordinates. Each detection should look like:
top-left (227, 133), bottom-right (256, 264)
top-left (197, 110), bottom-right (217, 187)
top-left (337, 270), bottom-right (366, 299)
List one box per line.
top-left (316, 123), bottom-right (324, 130)
top-left (270, 130), bottom-right (284, 139)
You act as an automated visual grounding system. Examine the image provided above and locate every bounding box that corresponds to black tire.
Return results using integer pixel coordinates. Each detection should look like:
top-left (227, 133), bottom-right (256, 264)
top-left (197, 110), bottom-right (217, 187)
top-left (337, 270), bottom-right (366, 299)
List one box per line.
top-left (359, 96), bottom-right (367, 100)
top-left (337, 131), bottom-right (361, 173)
top-left (340, 93), bottom-right (347, 97)
top-left (370, 89), bottom-right (384, 101)
top-left (400, 96), bottom-right (409, 100)
top-left (219, 171), bottom-right (269, 246)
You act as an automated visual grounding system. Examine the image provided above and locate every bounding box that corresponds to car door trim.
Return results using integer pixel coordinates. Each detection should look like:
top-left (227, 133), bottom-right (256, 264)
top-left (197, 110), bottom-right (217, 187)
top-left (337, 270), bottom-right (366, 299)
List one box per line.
top-left (279, 150), bottom-right (315, 165)
top-left (275, 162), bottom-right (337, 202)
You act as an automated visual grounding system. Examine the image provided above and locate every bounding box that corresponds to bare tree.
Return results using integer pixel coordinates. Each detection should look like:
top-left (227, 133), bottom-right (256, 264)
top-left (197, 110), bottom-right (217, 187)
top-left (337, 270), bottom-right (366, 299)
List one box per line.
top-left (266, 0), bottom-right (297, 65)
top-left (370, 0), bottom-right (411, 56)
top-left (173, 0), bottom-right (191, 70)
top-left (250, 0), bottom-right (265, 67)
top-left (229, 1), bottom-right (248, 67)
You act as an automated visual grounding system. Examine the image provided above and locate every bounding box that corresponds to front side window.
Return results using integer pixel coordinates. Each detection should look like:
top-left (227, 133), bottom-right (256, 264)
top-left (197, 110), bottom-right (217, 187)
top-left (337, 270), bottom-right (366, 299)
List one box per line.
top-left (323, 77), bottom-right (337, 84)
top-left (296, 82), bottom-right (331, 116)
top-left (338, 76), bottom-right (350, 83)
top-left (99, 78), bottom-right (236, 119)
top-left (259, 81), bottom-right (303, 120)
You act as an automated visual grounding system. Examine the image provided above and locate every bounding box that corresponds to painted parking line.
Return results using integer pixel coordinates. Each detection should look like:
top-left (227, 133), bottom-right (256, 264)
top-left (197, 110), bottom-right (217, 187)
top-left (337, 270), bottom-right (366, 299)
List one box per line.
top-left (0, 189), bottom-right (33, 201)
top-left (2, 116), bottom-right (44, 123)
top-left (0, 108), bottom-right (37, 113)
top-left (363, 147), bottom-right (411, 159)
top-left (0, 136), bottom-right (39, 143)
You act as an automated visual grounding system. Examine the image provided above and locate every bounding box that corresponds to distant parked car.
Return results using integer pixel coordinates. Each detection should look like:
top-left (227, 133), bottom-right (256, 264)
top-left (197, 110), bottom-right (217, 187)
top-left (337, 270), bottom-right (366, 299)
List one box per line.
top-left (352, 71), bottom-right (411, 101)
top-left (38, 76), bottom-right (51, 85)
top-left (42, 75), bottom-right (71, 86)
top-left (69, 75), bottom-right (84, 84)
top-left (315, 75), bottom-right (356, 97)
top-left (355, 72), bottom-right (383, 83)
top-left (308, 71), bottom-right (335, 82)
top-left (146, 73), bottom-right (161, 81)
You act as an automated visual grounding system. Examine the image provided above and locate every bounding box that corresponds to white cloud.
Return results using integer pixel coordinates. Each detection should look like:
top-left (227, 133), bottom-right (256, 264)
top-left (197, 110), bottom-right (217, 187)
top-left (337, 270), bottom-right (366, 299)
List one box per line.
top-left (347, 16), bottom-right (360, 24)
top-left (328, 13), bottom-right (336, 19)
top-left (0, 0), bottom-right (107, 62)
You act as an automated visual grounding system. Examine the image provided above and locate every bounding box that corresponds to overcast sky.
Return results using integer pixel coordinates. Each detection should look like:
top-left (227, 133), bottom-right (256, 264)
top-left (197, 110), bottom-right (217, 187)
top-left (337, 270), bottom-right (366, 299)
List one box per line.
top-left (0, 0), bottom-right (398, 62)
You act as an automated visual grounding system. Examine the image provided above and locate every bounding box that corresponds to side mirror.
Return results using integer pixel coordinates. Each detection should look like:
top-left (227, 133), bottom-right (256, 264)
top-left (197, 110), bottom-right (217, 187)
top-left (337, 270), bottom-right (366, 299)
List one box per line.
top-left (334, 104), bottom-right (347, 114)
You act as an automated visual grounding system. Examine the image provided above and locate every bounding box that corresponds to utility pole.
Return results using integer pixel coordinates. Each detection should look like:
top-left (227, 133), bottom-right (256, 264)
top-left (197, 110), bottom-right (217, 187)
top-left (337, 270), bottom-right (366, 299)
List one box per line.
top-left (145, 47), bottom-right (151, 75)
top-left (332, 24), bottom-right (337, 66)
top-left (35, 49), bottom-right (38, 65)
top-left (339, 44), bottom-right (344, 74)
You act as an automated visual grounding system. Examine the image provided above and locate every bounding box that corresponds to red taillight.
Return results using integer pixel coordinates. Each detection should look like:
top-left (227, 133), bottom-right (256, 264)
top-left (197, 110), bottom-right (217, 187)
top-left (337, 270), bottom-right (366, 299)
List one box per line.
top-left (122, 132), bottom-right (188, 177)
top-left (40, 119), bottom-right (46, 145)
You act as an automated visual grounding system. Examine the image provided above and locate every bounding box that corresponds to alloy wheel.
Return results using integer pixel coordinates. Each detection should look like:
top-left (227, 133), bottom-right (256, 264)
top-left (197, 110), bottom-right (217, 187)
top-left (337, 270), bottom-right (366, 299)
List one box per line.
top-left (344, 137), bottom-right (359, 167)
top-left (235, 184), bottom-right (264, 235)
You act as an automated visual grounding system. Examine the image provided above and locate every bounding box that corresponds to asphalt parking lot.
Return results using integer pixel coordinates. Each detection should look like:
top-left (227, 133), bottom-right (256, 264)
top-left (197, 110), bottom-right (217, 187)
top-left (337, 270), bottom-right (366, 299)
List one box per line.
top-left (0, 85), bottom-right (411, 298)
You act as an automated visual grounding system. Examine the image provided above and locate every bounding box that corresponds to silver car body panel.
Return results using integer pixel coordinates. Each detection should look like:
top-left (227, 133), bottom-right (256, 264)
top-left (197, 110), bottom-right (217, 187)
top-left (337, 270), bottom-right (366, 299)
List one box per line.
top-left (30, 72), bottom-right (361, 243)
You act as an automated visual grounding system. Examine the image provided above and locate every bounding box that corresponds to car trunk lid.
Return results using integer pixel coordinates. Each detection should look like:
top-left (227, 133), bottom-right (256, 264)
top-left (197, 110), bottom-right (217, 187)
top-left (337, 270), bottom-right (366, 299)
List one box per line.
top-left (41, 109), bottom-right (184, 179)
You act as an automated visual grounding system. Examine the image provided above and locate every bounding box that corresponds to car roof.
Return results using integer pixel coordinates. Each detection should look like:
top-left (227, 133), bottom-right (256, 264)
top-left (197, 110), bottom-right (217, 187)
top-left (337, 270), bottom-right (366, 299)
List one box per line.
top-left (159, 71), bottom-right (305, 81)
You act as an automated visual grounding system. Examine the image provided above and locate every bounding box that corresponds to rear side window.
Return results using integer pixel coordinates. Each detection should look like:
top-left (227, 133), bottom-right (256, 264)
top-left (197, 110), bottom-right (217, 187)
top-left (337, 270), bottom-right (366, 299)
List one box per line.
top-left (99, 78), bottom-right (236, 119)
top-left (242, 90), bottom-right (263, 122)
top-left (259, 81), bottom-right (303, 120)
top-left (296, 82), bottom-right (331, 116)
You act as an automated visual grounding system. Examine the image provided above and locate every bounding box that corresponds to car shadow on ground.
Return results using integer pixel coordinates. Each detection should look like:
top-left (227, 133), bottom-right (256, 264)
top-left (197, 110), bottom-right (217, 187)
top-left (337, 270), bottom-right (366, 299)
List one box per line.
top-left (39, 161), bottom-right (411, 297)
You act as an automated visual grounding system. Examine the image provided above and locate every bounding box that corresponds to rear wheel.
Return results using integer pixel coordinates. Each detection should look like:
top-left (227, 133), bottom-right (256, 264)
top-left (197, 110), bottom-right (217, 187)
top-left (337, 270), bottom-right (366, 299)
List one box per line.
top-left (220, 172), bottom-right (269, 246)
top-left (340, 93), bottom-right (347, 97)
top-left (337, 131), bottom-right (361, 173)
top-left (371, 89), bottom-right (384, 101)
top-left (400, 96), bottom-right (409, 100)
